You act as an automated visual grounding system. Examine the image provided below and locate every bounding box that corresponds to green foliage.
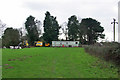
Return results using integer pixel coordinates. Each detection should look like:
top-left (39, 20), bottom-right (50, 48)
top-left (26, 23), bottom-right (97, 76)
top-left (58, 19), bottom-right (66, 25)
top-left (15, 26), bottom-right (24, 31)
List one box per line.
top-left (84, 42), bottom-right (120, 67)
top-left (84, 42), bottom-right (120, 76)
top-left (67, 15), bottom-right (79, 40)
top-left (25, 15), bottom-right (39, 45)
top-left (80, 18), bottom-right (105, 44)
top-left (67, 17), bottom-right (105, 44)
top-left (2, 28), bottom-right (20, 47)
top-left (43, 11), bottom-right (60, 44)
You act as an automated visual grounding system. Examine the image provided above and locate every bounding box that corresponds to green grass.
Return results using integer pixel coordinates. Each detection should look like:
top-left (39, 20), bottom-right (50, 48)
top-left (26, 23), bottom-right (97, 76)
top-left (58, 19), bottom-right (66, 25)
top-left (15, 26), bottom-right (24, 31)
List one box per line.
top-left (2, 47), bottom-right (118, 78)
top-left (0, 49), bottom-right (2, 80)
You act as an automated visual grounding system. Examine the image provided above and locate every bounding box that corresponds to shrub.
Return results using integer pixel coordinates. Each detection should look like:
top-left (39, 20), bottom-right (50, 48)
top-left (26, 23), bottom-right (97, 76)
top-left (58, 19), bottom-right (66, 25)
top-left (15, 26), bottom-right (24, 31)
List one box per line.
top-left (84, 42), bottom-right (120, 66)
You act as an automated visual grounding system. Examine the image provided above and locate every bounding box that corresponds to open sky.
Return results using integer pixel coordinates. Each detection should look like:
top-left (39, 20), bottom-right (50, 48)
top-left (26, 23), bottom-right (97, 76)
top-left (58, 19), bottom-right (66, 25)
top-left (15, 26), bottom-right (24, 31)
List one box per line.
top-left (0, 0), bottom-right (119, 41)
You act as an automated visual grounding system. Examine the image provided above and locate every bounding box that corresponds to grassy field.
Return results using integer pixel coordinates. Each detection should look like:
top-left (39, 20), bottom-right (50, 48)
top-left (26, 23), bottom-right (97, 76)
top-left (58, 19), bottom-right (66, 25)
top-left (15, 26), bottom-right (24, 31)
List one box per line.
top-left (2, 47), bottom-right (118, 78)
top-left (0, 49), bottom-right (2, 79)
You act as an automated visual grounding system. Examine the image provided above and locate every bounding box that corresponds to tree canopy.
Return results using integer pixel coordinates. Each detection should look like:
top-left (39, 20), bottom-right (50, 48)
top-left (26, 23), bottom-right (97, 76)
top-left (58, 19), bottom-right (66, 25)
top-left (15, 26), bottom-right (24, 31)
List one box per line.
top-left (1, 12), bottom-right (105, 47)
top-left (43, 11), bottom-right (60, 44)
top-left (25, 15), bottom-right (39, 45)
top-left (80, 18), bottom-right (105, 44)
top-left (67, 15), bottom-right (79, 41)
top-left (2, 28), bottom-right (20, 47)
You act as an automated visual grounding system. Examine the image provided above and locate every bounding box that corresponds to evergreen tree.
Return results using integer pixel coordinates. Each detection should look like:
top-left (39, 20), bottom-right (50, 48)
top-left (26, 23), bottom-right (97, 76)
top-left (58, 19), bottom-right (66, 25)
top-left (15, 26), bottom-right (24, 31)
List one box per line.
top-left (25, 15), bottom-right (39, 45)
top-left (67, 15), bottom-right (79, 41)
top-left (80, 18), bottom-right (105, 44)
top-left (43, 11), bottom-right (60, 44)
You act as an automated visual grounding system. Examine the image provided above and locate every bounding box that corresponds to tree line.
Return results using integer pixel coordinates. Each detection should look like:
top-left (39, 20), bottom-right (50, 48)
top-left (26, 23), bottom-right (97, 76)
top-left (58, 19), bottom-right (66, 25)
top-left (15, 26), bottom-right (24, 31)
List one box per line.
top-left (1, 11), bottom-right (105, 47)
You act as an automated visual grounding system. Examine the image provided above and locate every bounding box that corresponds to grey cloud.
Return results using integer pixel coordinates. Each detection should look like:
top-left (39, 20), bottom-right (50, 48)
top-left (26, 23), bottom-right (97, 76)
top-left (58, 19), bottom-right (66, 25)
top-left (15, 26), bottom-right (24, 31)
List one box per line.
top-left (23, 2), bottom-right (52, 11)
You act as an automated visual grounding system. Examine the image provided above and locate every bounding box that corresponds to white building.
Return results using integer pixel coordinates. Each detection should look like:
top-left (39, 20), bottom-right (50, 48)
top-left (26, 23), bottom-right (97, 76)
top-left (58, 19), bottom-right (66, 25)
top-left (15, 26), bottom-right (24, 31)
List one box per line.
top-left (118, 1), bottom-right (120, 43)
top-left (52, 41), bottom-right (80, 47)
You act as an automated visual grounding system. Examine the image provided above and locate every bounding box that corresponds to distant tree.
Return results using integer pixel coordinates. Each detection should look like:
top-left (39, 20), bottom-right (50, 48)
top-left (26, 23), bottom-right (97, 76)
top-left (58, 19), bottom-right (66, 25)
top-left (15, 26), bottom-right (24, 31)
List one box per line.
top-left (0, 20), bottom-right (6, 37)
top-left (18, 27), bottom-right (23, 42)
top-left (36, 20), bottom-right (42, 36)
top-left (2, 28), bottom-right (20, 47)
top-left (80, 18), bottom-right (105, 44)
top-left (67, 15), bottom-right (79, 41)
top-left (43, 11), bottom-right (60, 44)
top-left (25, 15), bottom-right (39, 45)
top-left (60, 22), bottom-right (68, 40)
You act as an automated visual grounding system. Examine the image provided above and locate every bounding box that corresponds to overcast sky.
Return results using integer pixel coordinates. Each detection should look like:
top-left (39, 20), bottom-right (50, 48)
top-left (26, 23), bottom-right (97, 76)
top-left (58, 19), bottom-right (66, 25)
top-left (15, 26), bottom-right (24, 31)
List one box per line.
top-left (0, 0), bottom-right (119, 41)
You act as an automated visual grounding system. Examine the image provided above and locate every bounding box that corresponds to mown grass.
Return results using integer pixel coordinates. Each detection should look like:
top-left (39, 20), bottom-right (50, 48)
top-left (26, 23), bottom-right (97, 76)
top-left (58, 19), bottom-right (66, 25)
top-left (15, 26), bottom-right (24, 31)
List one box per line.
top-left (2, 47), bottom-right (118, 78)
top-left (0, 49), bottom-right (2, 80)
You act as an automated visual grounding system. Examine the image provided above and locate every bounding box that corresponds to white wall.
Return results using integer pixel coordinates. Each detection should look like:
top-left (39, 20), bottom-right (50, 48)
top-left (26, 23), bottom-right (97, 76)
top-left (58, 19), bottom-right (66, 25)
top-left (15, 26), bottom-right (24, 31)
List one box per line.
top-left (52, 41), bottom-right (79, 47)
